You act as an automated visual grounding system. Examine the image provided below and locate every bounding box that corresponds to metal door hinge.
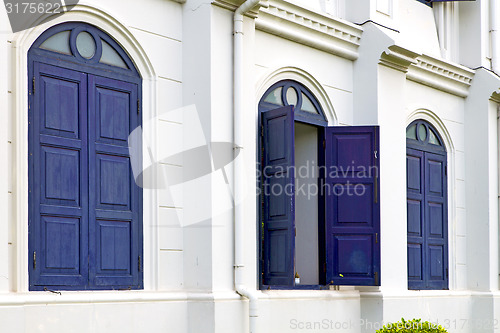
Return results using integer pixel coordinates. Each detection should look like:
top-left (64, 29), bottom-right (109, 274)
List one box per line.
top-left (375, 233), bottom-right (378, 243)
top-left (137, 99), bottom-right (140, 115)
top-left (33, 251), bottom-right (36, 269)
top-left (32, 77), bottom-right (35, 94)
top-left (138, 256), bottom-right (142, 272)
top-left (374, 271), bottom-right (379, 285)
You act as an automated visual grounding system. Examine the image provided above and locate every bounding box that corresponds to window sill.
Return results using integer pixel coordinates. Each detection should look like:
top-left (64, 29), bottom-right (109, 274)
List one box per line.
top-left (0, 290), bottom-right (241, 306)
top-left (259, 287), bottom-right (361, 300)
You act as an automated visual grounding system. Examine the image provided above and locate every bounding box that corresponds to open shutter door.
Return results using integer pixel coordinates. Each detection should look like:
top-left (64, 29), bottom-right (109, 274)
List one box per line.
top-left (324, 126), bottom-right (380, 286)
top-left (261, 106), bottom-right (295, 286)
top-left (88, 75), bottom-right (142, 289)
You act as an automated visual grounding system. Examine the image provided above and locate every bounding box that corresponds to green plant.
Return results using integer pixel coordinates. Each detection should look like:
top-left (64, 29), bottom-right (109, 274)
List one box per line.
top-left (376, 318), bottom-right (448, 333)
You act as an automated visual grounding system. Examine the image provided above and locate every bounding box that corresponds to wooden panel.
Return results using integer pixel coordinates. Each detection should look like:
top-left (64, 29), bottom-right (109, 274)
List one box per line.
top-left (88, 74), bottom-right (141, 288)
top-left (324, 126), bottom-right (380, 286)
top-left (29, 63), bottom-right (88, 289)
top-left (261, 106), bottom-right (295, 286)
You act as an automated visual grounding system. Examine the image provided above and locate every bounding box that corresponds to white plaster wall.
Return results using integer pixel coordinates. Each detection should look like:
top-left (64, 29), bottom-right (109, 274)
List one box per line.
top-left (0, 0), bottom-right (12, 293)
top-left (210, 5), bottom-right (236, 292)
top-left (458, 0), bottom-right (490, 69)
top-left (254, 31), bottom-right (353, 125)
top-left (377, 64), bottom-right (408, 292)
top-left (0, 299), bottom-right (188, 333)
top-left (258, 292), bottom-right (361, 333)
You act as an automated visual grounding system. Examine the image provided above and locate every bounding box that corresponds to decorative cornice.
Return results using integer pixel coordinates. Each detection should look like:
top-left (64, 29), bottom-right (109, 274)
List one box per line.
top-left (491, 91), bottom-right (500, 103)
top-left (212, 0), bottom-right (269, 18)
top-left (255, 0), bottom-right (363, 60)
top-left (406, 55), bottom-right (475, 98)
top-left (379, 45), bottom-right (419, 73)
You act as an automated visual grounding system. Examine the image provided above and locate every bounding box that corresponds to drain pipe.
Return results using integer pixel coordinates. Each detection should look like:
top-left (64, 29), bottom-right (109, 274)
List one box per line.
top-left (234, 1), bottom-right (261, 333)
top-left (491, 0), bottom-right (500, 73)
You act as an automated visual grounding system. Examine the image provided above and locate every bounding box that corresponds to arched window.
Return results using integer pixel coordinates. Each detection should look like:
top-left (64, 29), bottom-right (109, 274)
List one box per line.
top-left (406, 120), bottom-right (448, 290)
top-left (28, 22), bottom-right (142, 290)
top-left (259, 80), bottom-right (327, 126)
top-left (258, 80), bottom-right (380, 289)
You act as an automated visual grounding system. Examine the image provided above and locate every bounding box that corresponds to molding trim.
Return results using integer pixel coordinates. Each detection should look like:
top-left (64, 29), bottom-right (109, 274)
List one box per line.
top-left (212, 0), bottom-right (269, 18)
top-left (491, 91), bottom-right (500, 104)
top-left (407, 55), bottom-right (474, 98)
top-left (255, 66), bottom-right (337, 125)
top-left (255, 0), bottom-right (362, 60)
top-left (379, 45), bottom-right (419, 73)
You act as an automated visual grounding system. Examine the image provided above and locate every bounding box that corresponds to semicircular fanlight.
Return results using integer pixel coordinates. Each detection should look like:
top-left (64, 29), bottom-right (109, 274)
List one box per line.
top-left (39, 30), bottom-right (72, 55)
top-left (100, 39), bottom-right (128, 69)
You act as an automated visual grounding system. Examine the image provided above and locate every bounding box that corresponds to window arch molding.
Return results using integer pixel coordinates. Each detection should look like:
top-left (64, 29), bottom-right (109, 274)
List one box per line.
top-left (259, 80), bottom-right (327, 126)
top-left (406, 109), bottom-right (456, 290)
top-left (406, 109), bottom-right (454, 154)
top-left (11, 6), bottom-right (158, 292)
top-left (255, 67), bottom-right (337, 125)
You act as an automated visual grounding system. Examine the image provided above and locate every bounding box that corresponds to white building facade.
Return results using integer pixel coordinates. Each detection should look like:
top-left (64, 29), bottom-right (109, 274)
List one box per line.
top-left (0, 0), bottom-right (500, 332)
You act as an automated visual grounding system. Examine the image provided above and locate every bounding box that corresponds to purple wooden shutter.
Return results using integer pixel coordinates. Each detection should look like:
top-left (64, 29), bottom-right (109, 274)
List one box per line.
top-left (261, 106), bottom-right (295, 286)
top-left (29, 62), bottom-right (89, 288)
top-left (88, 75), bottom-right (142, 288)
top-left (407, 147), bottom-right (448, 290)
top-left (324, 126), bottom-right (380, 286)
top-left (407, 148), bottom-right (425, 288)
top-left (424, 152), bottom-right (448, 289)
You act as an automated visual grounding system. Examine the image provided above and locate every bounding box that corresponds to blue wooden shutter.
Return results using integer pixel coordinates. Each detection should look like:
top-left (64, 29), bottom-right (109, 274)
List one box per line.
top-left (88, 75), bottom-right (142, 288)
top-left (324, 126), bottom-right (380, 286)
top-left (424, 152), bottom-right (448, 289)
top-left (261, 106), bottom-right (295, 286)
top-left (407, 148), bottom-right (448, 290)
top-left (29, 62), bottom-right (89, 288)
top-left (407, 148), bottom-right (425, 289)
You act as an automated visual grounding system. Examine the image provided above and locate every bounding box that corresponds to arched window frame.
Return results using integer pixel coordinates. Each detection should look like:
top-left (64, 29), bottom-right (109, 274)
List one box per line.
top-left (259, 80), bottom-right (328, 126)
top-left (27, 22), bottom-right (143, 291)
top-left (258, 80), bottom-right (380, 289)
top-left (406, 119), bottom-right (446, 155)
top-left (29, 22), bottom-right (140, 81)
top-left (406, 119), bottom-right (449, 290)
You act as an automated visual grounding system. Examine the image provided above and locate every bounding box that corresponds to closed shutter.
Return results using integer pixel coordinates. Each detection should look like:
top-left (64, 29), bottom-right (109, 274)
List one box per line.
top-left (29, 62), bottom-right (89, 288)
top-left (407, 148), bottom-right (448, 290)
top-left (29, 66), bottom-right (142, 290)
top-left (324, 126), bottom-right (380, 286)
top-left (88, 75), bottom-right (142, 288)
